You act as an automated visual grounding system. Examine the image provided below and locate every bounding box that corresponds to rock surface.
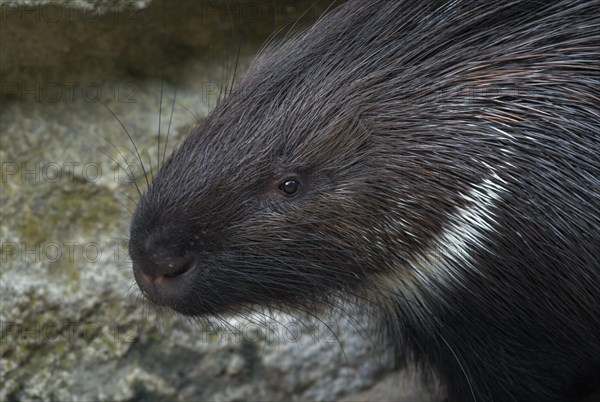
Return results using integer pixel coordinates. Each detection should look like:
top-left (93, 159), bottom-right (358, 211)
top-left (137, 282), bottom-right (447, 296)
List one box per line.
top-left (0, 1), bottom-right (438, 401)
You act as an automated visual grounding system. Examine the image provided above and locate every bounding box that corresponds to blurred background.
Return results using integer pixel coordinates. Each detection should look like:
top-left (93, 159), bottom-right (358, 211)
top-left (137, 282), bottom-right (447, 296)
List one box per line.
top-left (1, 1), bottom-right (435, 400)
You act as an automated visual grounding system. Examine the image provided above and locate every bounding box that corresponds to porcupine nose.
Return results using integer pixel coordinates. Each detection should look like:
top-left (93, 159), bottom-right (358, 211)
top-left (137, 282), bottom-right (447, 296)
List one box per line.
top-left (132, 242), bottom-right (197, 306)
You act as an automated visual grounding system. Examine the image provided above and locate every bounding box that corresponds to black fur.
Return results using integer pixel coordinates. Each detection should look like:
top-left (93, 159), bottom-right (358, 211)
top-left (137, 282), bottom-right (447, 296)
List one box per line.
top-left (129, 1), bottom-right (600, 401)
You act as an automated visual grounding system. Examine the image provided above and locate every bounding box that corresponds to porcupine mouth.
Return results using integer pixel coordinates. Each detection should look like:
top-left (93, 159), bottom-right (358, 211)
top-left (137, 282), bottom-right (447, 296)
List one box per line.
top-left (132, 257), bottom-right (290, 317)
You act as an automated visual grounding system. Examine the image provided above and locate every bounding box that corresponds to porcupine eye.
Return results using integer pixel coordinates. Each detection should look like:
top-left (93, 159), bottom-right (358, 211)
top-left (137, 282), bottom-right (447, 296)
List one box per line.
top-left (279, 178), bottom-right (300, 196)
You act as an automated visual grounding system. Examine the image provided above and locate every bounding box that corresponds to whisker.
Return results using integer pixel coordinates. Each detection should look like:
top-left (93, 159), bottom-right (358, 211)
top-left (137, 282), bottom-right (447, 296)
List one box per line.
top-left (98, 99), bottom-right (150, 188)
top-left (94, 141), bottom-right (141, 196)
top-left (164, 72), bottom-right (179, 167)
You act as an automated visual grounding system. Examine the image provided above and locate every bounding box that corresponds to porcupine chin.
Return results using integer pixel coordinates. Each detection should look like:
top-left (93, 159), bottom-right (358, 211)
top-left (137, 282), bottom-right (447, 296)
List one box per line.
top-left (128, 1), bottom-right (600, 401)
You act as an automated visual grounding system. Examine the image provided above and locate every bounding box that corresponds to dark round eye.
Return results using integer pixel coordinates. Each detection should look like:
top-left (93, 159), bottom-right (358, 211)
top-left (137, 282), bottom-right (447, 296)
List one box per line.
top-left (279, 178), bottom-right (300, 196)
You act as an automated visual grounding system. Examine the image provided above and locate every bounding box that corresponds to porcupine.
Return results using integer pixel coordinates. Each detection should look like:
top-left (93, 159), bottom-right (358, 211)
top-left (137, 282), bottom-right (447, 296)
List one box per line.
top-left (128, 1), bottom-right (600, 401)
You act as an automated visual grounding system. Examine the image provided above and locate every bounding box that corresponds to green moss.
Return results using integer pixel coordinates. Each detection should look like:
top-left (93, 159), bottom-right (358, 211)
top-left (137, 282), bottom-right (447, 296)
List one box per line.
top-left (10, 178), bottom-right (125, 281)
top-left (17, 182), bottom-right (121, 239)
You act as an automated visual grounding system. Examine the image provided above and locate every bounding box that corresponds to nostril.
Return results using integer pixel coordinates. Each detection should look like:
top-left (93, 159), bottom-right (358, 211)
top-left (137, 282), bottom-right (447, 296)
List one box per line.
top-left (134, 253), bottom-right (195, 281)
top-left (163, 255), bottom-right (194, 278)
